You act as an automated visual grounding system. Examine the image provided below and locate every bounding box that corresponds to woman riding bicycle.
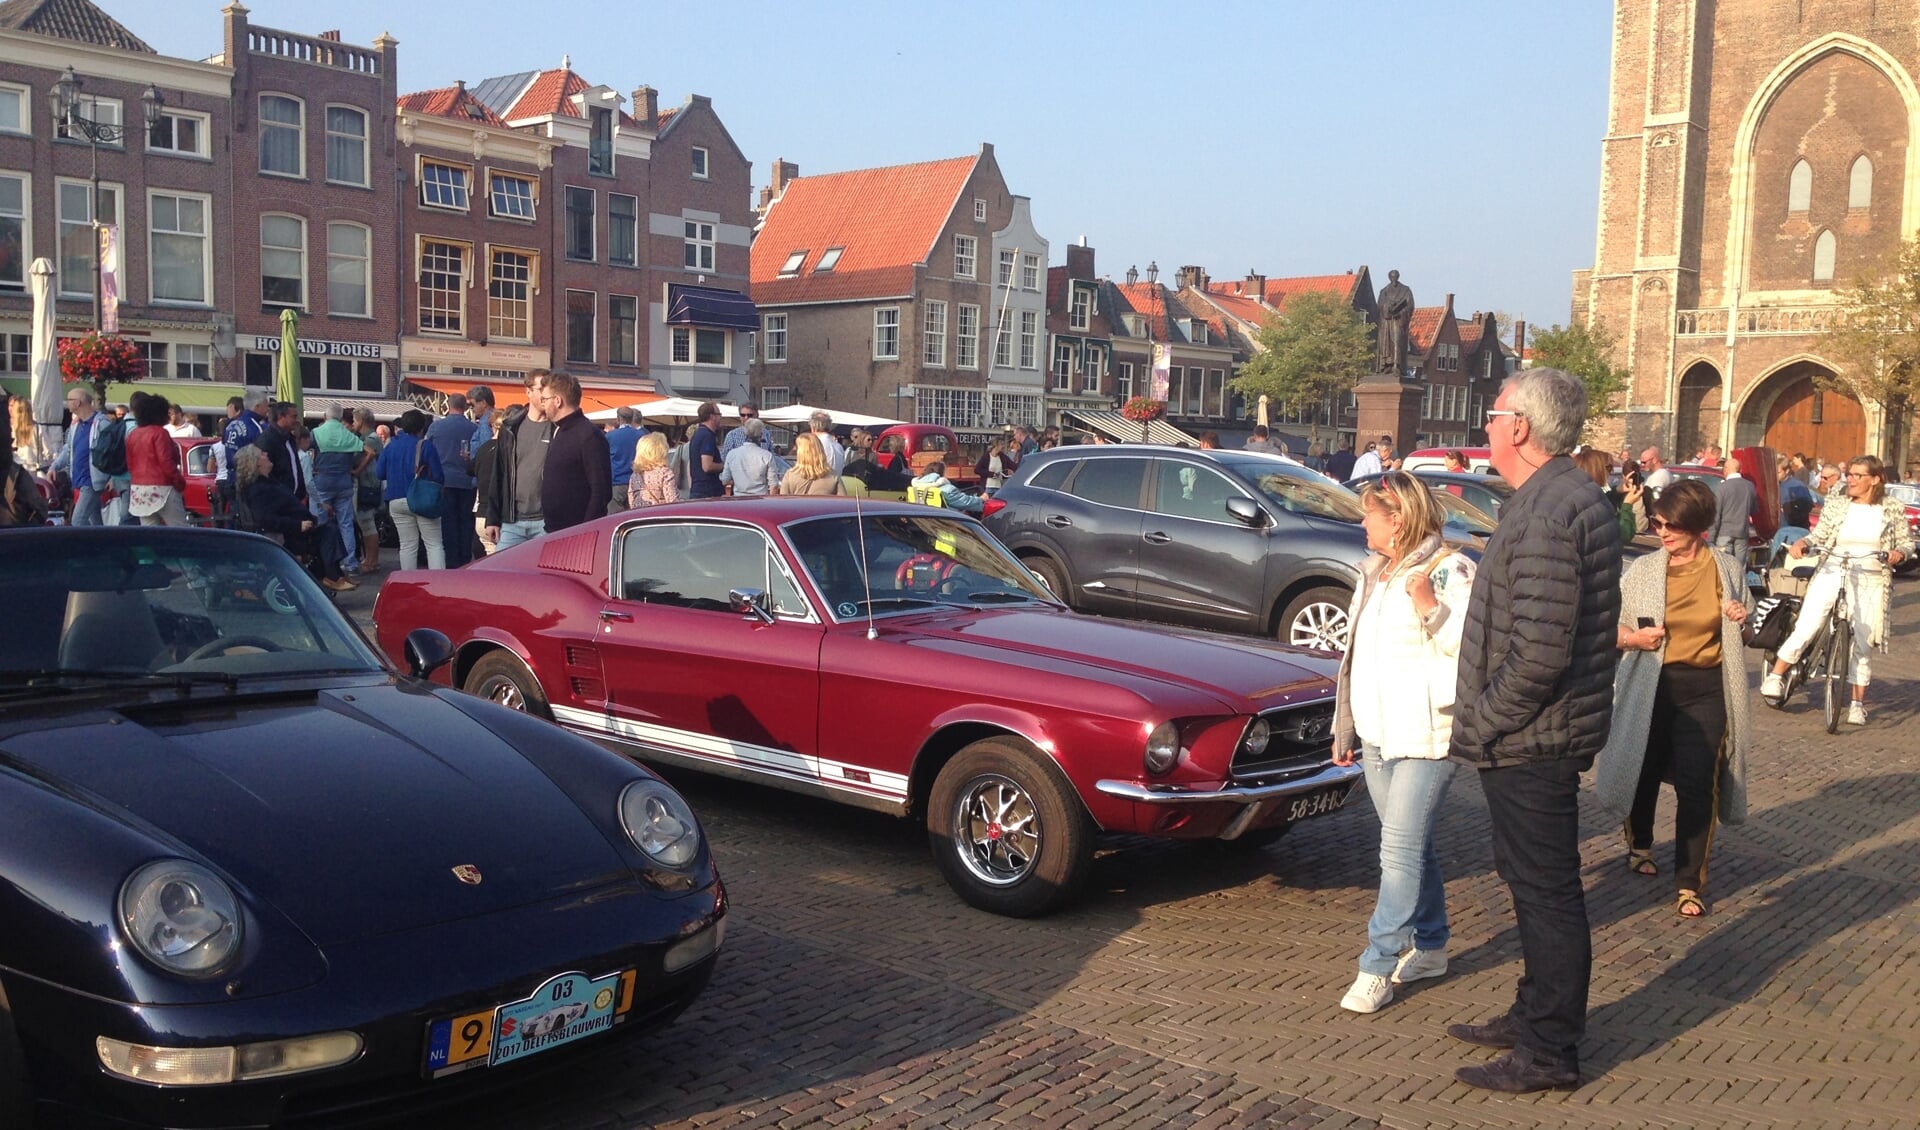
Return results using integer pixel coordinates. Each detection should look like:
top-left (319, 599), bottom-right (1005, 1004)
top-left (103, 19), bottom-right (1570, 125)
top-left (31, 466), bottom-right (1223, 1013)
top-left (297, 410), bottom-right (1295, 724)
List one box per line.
top-left (1760, 455), bottom-right (1914, 723)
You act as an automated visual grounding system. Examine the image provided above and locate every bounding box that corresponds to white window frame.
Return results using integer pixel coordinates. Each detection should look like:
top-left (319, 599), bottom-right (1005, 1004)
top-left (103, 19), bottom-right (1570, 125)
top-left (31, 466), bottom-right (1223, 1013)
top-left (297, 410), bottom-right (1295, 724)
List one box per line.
top-left (609, 293), bottom-right (639, 366)
top-left (1019, 310), bottom-right (1039, 370)
top-left (956, 303), bottom-right (980, 370)
top-left (0, 83), bottom-right (28, 137)
top-left (0, 171), bottom-right (28, 291)
top-left (672, 326), bottom-right (730, 366)
top-left (873, 306), bottom-right (901, 360)
top-left (954, 234), bottom-right (976, 279)
top-left (486, 245), bottom-right (536, 342)
top-left (923, 300), bottom-right (946, 367)
top-left (1117, 360), bottom-right (1134, 400)
top-left (148, 107), bottom-right (210, 157)
top-left (997, 249), bottom-right (1015, 288)
top-left (994, 317), bottom-right (1012, 368)
top-left (55, 177), bottom-right (122, 299)
top-left (174, 342), bottom-right (212, 381)
top-left (973, 198), bottom-right (987, 222)
top-left (326, 220), bottom-right (371, 317)
top-left (1021, 254), bottom-right (1040, 292)
top-left (260, 213), bottom-right (307, 309)
top-left (814, 247), bottom-right (843, 273)
top-left (1069, 286), bottom-right (1091, 331)
top-left (779, 250), bottom-right (806, 277)
top-left (609, 192), bottom-right (638, 267)
top-left (691, 146), bottom-right (710, 179)
top-left (761, 385), bottom-right (793, 408)
top-left (147, 190), bottom-right (213, 306)
top-left (258, 93), bottom-right (303, 176)
top-left (1084, 346), bottom-right (1104, 393)
top-left (684, 220), bottom-right (715, 271)
top-left (417, 237), bottom-right (470, 335)
top-left (324, 104), bottom-right (369, 187)
top-left (420, 158), bottom-right (472, 211)
top-left (763, 312), bottom-right (788, 363)
top-left (488, 170), bottom-right (537, 221)
top-left (1052, 341), bottom-right (1074, 391)
top-left (59, 94), bottom-right (122, 146)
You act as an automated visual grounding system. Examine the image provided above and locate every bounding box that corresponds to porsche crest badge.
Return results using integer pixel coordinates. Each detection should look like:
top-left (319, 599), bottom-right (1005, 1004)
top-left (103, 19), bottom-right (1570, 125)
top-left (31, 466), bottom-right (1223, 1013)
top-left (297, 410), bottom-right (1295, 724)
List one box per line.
top-left (451, 864), bottom-right (483, 885)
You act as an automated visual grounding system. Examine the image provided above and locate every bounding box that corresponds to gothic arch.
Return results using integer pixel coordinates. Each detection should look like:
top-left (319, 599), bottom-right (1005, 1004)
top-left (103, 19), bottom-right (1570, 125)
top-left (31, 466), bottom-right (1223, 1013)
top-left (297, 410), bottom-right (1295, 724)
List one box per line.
top-left (1675, 359), bottom-right (1725, 455)
top-left (1723, 34), bottom-right (1920, 296)
top-left (1732, 355), bottom-right (1866, 460)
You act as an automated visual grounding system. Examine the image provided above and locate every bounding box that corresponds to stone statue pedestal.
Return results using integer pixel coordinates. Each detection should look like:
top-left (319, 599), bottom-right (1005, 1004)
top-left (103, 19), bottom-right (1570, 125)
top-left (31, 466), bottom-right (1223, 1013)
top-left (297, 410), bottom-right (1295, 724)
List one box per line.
top-left (1352, 375), bottom-right (1424, 457)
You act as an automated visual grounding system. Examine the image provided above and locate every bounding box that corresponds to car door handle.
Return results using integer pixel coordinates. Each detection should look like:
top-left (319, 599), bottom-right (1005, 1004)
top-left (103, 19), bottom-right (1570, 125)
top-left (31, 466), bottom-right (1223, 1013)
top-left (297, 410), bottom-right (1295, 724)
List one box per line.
top-left (1045, 515), bottom-right (1073, 528)
top-left (598, 609), bottom-right (634, 622)
top-left (1142, 531), bottom-right (1173, 544)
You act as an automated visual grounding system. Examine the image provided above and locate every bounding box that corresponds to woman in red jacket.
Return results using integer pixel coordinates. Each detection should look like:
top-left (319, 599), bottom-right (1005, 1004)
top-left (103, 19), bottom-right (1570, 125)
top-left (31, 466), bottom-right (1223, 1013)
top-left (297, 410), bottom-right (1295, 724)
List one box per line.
top-left (126, 392), bottom-right (189, 526)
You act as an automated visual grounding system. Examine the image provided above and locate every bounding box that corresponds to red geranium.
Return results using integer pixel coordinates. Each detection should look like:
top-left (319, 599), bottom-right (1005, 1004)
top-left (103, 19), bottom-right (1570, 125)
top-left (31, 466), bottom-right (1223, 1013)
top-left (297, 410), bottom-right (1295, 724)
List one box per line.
top-left (58, 332), bottom-right (147, 386)
top-left (1120, 396), bottom-right (1166, 422)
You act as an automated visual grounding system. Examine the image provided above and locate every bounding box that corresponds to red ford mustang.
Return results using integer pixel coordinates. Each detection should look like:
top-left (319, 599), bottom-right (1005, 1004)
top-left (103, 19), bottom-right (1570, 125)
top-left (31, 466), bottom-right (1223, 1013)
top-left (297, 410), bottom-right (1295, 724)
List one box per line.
top-left (373, 498), bottom-right (1356, 916)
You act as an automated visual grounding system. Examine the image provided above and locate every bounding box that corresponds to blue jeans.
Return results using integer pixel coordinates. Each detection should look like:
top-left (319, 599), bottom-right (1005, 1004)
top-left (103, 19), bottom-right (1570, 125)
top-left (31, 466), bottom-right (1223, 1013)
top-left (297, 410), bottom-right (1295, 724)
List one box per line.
top-left (70, 485), bottom-right (103, 526)
top-left (311, 473), bottom-right (359, 569)
top-left (1357, 744), bottom-right (1456, 976)
top-left (495, 518), bottom-right (546, 550)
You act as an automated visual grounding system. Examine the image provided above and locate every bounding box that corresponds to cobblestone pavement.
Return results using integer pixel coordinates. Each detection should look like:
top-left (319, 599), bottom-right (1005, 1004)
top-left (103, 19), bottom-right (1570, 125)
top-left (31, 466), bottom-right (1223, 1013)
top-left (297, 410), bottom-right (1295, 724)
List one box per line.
top-left (341, 573), bottom-right (1920, 1129)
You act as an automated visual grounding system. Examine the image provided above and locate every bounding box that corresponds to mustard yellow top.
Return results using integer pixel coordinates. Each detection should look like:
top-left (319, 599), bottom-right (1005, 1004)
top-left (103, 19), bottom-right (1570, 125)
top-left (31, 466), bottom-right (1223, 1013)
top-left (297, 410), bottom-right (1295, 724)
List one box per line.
top-left (1663, 549), bottom-right (1723, 668)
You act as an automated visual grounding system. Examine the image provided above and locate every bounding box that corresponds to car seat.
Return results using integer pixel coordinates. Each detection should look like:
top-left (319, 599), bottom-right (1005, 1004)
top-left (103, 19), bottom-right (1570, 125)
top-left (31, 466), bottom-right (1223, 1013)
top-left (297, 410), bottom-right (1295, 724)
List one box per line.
top-left (59, 590), bottom-right (167, 672)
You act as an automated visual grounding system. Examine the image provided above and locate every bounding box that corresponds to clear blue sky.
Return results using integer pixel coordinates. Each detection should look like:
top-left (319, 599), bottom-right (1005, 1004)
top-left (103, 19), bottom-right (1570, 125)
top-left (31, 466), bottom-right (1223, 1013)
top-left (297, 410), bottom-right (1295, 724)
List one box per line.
top-left (129, 0), bottom-right (1613, 336)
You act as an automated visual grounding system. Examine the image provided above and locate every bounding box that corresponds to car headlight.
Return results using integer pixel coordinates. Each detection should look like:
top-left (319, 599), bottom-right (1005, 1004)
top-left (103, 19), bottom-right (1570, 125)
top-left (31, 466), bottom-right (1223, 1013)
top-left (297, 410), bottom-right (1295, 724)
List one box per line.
top-left (1242, 717), bottom-right (1271, 757)
top-left (1144, 721), bottom-right (1180, 775)
top-left (620, 779), bottom-right (702, 868)
top-left (118, 860), bottom-right (243, 979)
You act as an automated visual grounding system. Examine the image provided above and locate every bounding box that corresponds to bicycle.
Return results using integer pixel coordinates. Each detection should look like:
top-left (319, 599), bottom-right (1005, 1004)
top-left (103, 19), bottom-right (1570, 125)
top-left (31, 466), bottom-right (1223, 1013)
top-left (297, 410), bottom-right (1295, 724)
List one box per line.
top-left (1763, 546), bottom-right (1888, 733)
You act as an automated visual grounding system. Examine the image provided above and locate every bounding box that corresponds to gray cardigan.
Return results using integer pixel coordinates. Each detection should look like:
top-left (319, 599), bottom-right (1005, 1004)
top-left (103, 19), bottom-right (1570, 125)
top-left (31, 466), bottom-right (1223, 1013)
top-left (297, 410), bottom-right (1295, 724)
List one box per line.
top-left (1593, 546), bottom-right (1750, 826)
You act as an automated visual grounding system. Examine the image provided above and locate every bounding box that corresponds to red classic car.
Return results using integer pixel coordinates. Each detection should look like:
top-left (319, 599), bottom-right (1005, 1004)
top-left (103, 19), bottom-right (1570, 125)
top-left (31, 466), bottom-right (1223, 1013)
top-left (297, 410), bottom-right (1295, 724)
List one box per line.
top-left (372, 498), bottom-right (1356, 917)
top-left (175, 435), bottom-right (220, 520)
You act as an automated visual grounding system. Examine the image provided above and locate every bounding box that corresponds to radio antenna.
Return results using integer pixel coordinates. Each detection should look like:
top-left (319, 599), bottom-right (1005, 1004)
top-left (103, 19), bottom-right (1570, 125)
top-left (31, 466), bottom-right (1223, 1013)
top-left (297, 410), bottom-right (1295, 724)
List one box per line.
top-left (855, 489), bottom-right (876, 639)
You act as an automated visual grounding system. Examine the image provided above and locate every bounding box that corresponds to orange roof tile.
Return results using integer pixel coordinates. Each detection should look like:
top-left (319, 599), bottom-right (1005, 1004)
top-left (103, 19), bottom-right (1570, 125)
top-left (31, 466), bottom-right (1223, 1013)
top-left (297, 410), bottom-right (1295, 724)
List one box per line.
top-left (503, 68), bottom-right (639, 126)
top-left (1456, 320), bottom-right (1486, 352)
top-left (1209, 272), bottom-right (1359, 311)
top-left (1113, 282), bottom-right (1176, 340)
top-left (1408, 306), bottom-right (1449, 351)
top-left (397, 85), bottom-right (507, 127)
top-left (1200, 289), bottom-right (1271, 327)
top-left (750, 154), bottom-right (981, 305)
top-left (1167, 291), bottom-right (1231, 344)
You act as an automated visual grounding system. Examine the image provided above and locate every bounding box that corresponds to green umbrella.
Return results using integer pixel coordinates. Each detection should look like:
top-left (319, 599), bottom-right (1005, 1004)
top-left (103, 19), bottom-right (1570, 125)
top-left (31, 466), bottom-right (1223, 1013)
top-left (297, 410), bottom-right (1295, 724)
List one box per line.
top-left (275, 307), bottom-right (303, 414)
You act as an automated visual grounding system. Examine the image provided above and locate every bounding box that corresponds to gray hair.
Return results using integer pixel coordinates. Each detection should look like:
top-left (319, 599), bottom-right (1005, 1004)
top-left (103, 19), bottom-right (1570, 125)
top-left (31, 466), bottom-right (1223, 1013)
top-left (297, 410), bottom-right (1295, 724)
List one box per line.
top-left (1819, 461), bottom-right (1843, 478)
top-left (809, 411), bottom-right (833, 432)
top-left (243, 389), bottom-right (270, 411)
top-left (354, 407), bottom-right (377, 428)
top-left (325, 402), bottom-right (346, 421)
top-left (1502, 367), bottom-right (1586, 455)
top-left (69, 386), bottom-right (96, 407)
top-left (743, 417), bottom-right (766, 441)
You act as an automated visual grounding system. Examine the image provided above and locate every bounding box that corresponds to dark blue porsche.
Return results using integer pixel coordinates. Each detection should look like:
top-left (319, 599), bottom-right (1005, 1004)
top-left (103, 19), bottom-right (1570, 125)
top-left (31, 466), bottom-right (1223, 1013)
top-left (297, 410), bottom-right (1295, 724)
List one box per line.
top-left (0, 528), bottom-right (724, 1128)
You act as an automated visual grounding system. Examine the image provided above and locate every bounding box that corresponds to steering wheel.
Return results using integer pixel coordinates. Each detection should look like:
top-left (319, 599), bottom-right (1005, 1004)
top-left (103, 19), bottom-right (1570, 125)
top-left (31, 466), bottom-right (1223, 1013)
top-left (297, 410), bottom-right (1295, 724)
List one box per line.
top-left (895, 553), bottom-right (957, 591)
top-left (184, 635), bottom-right (286, 662)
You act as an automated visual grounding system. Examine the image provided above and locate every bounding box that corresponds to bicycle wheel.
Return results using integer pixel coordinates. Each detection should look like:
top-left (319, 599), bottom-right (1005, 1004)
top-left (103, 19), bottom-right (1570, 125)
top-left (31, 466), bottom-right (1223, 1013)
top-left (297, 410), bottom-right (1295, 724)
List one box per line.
top-left (1822, 618), bottom-right (1851, 734)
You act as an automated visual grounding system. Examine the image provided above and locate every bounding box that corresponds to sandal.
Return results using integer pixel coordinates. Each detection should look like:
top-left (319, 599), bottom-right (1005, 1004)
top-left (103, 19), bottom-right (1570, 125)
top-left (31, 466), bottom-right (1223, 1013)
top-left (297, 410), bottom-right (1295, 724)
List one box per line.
top-left (1676, 890), bottom-right (1707, 918)
top-left (1627, 849), bottom-right (1656, 876)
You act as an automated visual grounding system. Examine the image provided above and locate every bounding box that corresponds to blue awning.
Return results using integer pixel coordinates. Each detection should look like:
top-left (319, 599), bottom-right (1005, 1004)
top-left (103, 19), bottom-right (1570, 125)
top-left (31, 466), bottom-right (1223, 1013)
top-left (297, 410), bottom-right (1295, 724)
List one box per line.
top-left (666, 285), bottom-right (759, 332)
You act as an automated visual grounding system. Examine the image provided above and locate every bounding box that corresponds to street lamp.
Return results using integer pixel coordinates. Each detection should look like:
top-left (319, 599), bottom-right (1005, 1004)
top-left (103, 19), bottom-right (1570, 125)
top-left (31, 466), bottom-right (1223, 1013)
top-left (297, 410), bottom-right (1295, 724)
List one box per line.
top-left (1144, 261), bottom-right (1158, 441)
top-left (49, 66), bottom-right (163, 330)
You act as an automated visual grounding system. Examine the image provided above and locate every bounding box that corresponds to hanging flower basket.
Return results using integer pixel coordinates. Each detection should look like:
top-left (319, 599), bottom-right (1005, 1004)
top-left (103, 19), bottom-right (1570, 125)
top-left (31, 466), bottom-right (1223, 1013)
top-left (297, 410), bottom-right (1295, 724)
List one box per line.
top-left (58, 333), bottom-right (147, 392)
top-left (1120, 396), bottom-right (1166, 423)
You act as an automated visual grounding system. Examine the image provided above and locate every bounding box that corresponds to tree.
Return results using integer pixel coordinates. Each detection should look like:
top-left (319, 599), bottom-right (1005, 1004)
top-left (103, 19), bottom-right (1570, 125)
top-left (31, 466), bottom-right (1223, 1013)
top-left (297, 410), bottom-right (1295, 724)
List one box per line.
top-left (1530, 319), bottom-right (1630, 435)
top-left (1820, 235), bottom-right (1920, 465)
top-left (1230, 290), bottom-right (1373, 438)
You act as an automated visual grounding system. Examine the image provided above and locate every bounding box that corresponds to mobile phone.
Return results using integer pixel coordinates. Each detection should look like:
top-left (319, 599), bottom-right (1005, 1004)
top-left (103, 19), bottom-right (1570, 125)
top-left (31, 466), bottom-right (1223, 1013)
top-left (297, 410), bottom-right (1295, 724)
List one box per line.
top-left (1637, 616), bottom-right (1657, 629)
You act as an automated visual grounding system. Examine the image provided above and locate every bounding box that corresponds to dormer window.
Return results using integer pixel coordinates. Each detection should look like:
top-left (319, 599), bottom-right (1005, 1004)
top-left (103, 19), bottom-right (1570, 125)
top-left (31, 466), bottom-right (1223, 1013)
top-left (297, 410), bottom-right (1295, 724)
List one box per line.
top-left (779, 250), bottom-right (807, 277)
top-left (1190, 322), bottom-right (1208, 345)
top-left (589, 106), bottom-right (614, 176)
top-left (814, 247), bottom-right (843, 273)
top-left (1124, 314), bottom-right (1146, 336)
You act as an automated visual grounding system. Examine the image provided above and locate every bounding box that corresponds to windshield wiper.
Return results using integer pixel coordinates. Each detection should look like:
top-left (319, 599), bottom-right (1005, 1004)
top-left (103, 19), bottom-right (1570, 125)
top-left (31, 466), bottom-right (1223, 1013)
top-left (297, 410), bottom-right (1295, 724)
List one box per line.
top-left (964, 591), bottom-right (1045, 604)
top-left (851, 597), bottom-right (943, 613)
top-left (0, 668), bottom-right (241, 694)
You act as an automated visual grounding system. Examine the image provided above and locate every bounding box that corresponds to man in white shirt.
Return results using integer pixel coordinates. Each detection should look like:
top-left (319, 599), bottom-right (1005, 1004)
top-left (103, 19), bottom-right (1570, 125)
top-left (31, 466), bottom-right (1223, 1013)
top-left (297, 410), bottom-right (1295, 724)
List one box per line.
top-left (810, 411), bottom-right (846, 475)
top-left (164, 404), bottom-right (202, 438)
top-left (1637, 447), bottom-right (1675, 493)
top-left (1351, 434), bottom-right (1393, 478)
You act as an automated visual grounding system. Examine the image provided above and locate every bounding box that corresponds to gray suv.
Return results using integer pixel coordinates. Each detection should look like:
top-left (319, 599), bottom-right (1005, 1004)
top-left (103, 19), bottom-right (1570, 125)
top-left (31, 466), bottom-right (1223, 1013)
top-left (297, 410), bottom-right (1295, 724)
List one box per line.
top-left (985, 446), bottom-right (1369, 650)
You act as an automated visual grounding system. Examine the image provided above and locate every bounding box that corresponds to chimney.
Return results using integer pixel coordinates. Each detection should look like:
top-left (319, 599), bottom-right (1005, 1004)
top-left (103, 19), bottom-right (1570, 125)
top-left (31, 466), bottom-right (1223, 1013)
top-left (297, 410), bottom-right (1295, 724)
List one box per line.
top-left (771, 158), bottom-right (798, 197)
top-left (318, 29), bottom-right (341, 41)
top-left (1244, 271), bottom-right (1266, 299)
top-left (1514, 320), bottom-right (1527, 352)
top-left (1066, 242), bottom-right (1095, 281)
top-left (632, 85), bottom-right (657, 125)
top-left (1176, 265), bottom-right (1208, 291)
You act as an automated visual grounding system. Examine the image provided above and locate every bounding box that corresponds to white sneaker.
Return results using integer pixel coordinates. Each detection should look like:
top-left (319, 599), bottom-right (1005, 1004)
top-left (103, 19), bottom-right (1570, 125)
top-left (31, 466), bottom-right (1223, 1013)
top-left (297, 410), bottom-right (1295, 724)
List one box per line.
top-left (1847, 702), bottom-right (1867, 726)
top-left (1340, 972), bottom-right (1394, 1013)
top-left (1760, 672), bottom-right (1785, 700)
top-left (1391, 947), bottom-right (1449, 984)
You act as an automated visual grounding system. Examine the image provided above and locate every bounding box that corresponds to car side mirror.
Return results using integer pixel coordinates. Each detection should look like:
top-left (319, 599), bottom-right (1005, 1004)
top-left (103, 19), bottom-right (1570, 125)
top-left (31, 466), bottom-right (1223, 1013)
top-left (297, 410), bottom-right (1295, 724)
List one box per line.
top-left (729, 587), bottom-right (775, 624)
top-left (404, 628), bottom-right (454, 679)
top-left (1226, 497), bottom-right (1266, 528)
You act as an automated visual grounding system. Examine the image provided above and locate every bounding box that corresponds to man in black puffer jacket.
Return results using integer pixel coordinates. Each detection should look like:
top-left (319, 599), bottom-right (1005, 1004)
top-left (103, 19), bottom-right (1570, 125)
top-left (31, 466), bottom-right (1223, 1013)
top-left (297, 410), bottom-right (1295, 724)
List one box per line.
top-left (1447, 368), bottom-right (1623, 1094)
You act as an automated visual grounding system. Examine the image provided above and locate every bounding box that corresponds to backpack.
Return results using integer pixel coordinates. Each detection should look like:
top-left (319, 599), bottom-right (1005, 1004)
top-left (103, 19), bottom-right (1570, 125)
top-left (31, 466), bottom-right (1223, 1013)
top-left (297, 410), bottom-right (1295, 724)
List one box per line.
top-left (90, 417), bottom-right (128, 478)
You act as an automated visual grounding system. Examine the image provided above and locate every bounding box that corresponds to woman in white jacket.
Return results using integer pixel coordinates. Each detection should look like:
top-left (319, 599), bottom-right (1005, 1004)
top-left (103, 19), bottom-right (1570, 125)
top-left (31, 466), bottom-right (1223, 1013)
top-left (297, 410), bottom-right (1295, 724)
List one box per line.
top-left (1330, 472), bottom-right (1477, 1014)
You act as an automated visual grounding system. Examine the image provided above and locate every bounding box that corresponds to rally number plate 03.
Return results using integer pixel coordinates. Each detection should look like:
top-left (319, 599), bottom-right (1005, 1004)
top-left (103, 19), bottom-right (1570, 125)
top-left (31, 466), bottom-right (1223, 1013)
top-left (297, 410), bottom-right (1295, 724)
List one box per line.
top-left (425, 968), bottom-right (637, 1078)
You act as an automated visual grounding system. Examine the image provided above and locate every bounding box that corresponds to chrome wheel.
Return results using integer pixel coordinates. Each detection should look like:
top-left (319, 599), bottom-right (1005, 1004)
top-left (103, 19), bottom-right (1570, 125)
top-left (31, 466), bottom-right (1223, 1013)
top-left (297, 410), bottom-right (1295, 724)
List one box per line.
top-left (475, 673), bottom-right (526, 712)
top-left (951, 773), bottom-right (1041, 888)
top-left (1287, 600), bottom-right (1350, 651)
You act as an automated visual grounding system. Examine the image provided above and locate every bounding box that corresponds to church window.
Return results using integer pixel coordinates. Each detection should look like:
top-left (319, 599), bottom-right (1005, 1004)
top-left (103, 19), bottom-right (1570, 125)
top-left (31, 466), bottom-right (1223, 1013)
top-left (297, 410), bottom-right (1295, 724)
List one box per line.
top-left (1849, 156), bottom-right (1872, 209)
top-left (1813, 230), bottom-right (1836, 282)
top-left (1788, 160), bottom-right (1812, 213)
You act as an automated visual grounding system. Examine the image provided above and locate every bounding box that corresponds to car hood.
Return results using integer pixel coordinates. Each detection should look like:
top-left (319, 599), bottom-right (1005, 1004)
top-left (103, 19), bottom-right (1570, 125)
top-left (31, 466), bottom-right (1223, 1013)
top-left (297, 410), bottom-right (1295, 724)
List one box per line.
top-left (890, 606), bottom-right (1337, 712)
top-left (0, 681), bottom-right (633, 947)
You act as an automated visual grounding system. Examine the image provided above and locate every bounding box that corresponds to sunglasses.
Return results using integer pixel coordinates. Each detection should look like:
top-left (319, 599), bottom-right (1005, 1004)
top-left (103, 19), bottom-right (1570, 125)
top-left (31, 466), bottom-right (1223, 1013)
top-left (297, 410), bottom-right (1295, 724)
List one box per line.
top-left (1649, 518), bottom-right (1695, 533)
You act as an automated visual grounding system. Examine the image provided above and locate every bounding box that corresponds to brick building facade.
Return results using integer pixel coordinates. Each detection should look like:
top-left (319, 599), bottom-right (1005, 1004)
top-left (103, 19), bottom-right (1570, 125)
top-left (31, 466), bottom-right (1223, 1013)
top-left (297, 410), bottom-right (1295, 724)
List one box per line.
top-left (1582, 0), bottom-right (1920, 471)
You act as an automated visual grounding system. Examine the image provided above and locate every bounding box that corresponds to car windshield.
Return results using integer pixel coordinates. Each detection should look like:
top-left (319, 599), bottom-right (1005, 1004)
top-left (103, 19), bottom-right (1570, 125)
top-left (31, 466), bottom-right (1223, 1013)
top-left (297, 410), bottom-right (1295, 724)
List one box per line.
top-left (786, 513), bottom-right (1056, 620)
top-left (1886, 483), bottom-right (1920, 506)
top-left (1433, 490), bottom-right (1497, 535)
top-left (1219, 458), bottom-right (1366, 523)
top-left (0, 533), bottom-right (384, 687)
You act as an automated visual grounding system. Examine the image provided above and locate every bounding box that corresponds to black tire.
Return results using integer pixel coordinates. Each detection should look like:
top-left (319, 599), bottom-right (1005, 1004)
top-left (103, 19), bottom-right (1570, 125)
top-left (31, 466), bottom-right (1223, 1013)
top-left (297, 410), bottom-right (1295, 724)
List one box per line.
top-left (1279, 586), bottom-right (1352, 652)
top-left (462, 650), bottom-right (551, 719)
top-left (927, 738), bottom-right (1093, 917)
top-left (1823, 619), bottom-right (1850, 734)
top-left (1022, 555), bottom-right (1070, 606)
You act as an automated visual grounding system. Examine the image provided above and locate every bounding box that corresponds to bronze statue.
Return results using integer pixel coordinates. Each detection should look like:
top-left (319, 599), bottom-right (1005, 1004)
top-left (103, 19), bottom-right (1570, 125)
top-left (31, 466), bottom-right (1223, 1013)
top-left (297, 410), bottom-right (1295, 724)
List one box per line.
top-left (1375, 269), bottom-right (1415, 376)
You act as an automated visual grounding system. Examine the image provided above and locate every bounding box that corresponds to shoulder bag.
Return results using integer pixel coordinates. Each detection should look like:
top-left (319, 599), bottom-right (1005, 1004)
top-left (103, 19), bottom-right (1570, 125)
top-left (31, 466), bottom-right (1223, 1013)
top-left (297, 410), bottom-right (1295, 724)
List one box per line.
top-left (405, 437), bottom-right (446, 519)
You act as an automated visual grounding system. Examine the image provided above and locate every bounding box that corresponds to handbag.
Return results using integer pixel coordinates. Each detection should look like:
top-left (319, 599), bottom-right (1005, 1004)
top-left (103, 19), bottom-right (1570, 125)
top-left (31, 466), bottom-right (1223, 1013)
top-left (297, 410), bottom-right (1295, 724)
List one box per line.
top-left (1742, 593), bottom-right (1796, 650)
top-left (404, 438), bottom-right (446, 519)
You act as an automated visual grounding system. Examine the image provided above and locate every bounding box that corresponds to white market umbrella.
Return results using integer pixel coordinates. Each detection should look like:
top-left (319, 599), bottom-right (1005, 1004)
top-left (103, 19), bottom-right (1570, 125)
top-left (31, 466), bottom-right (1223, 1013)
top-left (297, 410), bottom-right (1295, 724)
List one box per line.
top-left (759, 403), bottom-right (901, 429)
top-left (638, 398), bottom-right (740, 425)
top-left (28, 258), bottom-right (64, 459)
top-left (1257, 394), bottom-right (1270, 429)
